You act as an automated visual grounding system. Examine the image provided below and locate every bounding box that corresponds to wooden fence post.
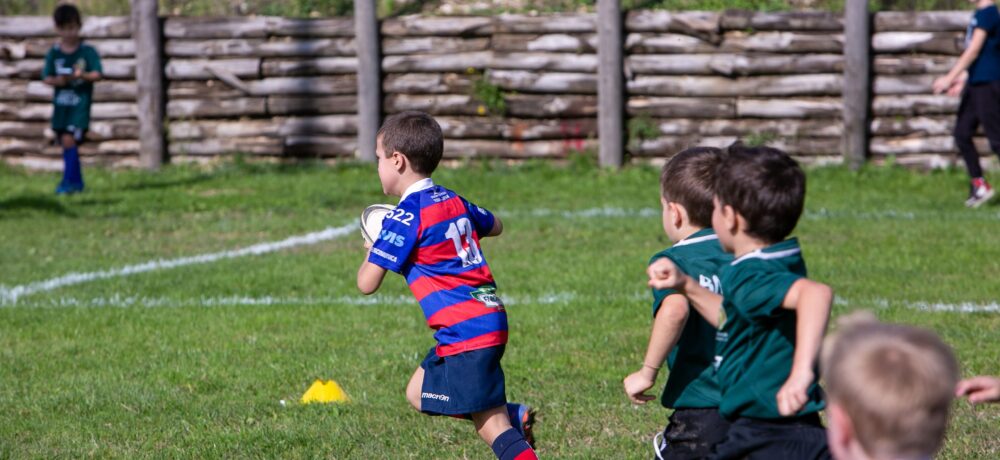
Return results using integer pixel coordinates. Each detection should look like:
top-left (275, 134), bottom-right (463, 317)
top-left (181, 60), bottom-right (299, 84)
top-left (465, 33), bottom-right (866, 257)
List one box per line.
top-left (131, 0), bottom-right (164, 169)
top-left (597, 0), bottom-right (624, 168)
top-left (354, 0), bottom-right (380, 162)
top-left (843, 0), bottom-right (871, 170)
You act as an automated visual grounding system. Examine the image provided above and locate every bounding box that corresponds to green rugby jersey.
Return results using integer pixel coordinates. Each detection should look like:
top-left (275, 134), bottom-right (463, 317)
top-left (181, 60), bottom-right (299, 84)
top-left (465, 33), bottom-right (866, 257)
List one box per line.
top-left (42, 43), bottom-right (103, 131)
top-left (650, 228), bottom-right (733, 409)
top-left (715, 238), bottom-right (825, 419)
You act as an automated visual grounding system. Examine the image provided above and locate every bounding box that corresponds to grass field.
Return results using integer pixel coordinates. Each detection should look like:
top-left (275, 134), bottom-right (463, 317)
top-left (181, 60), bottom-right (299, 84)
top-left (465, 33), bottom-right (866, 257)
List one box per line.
top-left (1, 159), bottom-right (999, 459)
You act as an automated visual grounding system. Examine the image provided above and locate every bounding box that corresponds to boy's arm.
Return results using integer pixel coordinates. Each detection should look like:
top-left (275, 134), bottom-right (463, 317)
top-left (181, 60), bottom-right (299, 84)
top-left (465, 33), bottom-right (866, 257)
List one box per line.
top-left (43, 75), bottom-right (68, 87)
top-left (956, 376), bottom-right (1000, 404)
top-left (77, 47), bottom-right (103, 82)
top-left (484, 215), bottom-right (503, 237)
top-left (357, 251), bottom-right (388, 295)
top-left (77, 71), bottom-right (102, 82)
top-left (623, 294), bottom-right (689, 404)
top-left (647, 258), bottom-right (723, 328)
top-left (775, 278), bottom-right (833, 416)
top-left (41, 51), bottom-right (66, 87)
top-left (933, 28), bottom-right (988, 93)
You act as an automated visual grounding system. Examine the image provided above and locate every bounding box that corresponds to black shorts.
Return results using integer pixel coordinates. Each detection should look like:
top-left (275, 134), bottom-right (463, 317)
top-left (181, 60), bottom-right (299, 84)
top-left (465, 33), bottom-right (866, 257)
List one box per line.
top-left (52, 126), bottom-right (87, 145)
top-left (709, 414), bottom-right (830, 460)
top-left (655, 408), bottom-right (731, 460)
top-left (419, 345), bottom-right (507, 416)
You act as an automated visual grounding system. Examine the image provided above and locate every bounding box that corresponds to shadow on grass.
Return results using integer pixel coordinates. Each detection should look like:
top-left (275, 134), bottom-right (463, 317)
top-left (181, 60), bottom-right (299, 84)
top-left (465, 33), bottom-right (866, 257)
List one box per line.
top-left (121, 173), bottom-right (220, 191)
top-left (0, 194), bottom-right (77, 216)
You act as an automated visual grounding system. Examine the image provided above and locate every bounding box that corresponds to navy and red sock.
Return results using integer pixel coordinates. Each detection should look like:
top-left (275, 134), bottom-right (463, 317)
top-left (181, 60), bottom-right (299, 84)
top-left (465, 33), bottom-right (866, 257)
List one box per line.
top-left (491, 428), bottom-right (537, 460)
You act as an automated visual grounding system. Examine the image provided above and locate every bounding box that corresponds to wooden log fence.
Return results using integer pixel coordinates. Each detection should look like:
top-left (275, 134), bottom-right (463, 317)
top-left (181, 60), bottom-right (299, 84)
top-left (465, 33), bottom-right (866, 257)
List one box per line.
top-left (0, 9), bottom-right (990, 169)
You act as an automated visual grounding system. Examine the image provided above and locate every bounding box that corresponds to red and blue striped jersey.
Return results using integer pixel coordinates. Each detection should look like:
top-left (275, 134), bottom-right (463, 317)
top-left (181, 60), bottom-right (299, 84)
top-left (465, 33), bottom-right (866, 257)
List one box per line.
top-left (368, 180), bottom-right (507, 357)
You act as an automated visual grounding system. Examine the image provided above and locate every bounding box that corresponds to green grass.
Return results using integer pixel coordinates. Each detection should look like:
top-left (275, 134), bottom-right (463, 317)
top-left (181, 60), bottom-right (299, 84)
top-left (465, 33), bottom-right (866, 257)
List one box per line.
top-left (1, 160), bottom-right (999, 459)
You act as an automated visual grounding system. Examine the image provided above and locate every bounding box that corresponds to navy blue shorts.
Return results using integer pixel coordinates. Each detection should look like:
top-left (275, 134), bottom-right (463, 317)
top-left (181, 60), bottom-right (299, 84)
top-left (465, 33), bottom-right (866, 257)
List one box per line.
top-left (419, 345), bottom-right (507, 416)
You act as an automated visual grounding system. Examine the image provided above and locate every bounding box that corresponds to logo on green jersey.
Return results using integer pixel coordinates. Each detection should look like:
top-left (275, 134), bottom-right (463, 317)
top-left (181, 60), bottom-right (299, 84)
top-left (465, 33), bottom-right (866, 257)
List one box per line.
top-left (470, 285), bottom-right (504, 310)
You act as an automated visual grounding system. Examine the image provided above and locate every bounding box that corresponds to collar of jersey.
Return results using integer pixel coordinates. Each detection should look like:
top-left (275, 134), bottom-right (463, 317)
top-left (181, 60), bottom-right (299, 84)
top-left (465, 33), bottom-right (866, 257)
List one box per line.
top-left (672, 228), bottom-right (717, 248)
top-left (400, 178), bottom-right (434, 202)
top-left (731, 237), bottom-right (800, 266)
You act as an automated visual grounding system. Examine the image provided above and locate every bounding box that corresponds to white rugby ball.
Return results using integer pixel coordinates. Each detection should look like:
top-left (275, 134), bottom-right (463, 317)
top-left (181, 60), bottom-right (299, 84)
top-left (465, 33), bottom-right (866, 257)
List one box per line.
top-left (360, 204), bottom-right (396, 244)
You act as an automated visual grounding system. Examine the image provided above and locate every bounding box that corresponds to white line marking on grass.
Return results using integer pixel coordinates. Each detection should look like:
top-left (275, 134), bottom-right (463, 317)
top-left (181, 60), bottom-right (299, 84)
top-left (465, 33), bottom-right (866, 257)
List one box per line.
top-left (837, 296), bottom-right (1000, 313)
top-left (0, 222), bottom-right (358, 305)
top-left (13, 292), bottom-right (595, 309)
top-left (508, 206), bottom-right (1000, 222)
top-left (11, 291), bottom-right (998, 314)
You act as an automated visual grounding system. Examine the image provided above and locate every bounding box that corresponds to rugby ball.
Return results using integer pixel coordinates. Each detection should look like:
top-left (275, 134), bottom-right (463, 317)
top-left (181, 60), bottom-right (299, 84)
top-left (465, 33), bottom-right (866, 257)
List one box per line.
top-left (360, 204), bottom-right (396, 245)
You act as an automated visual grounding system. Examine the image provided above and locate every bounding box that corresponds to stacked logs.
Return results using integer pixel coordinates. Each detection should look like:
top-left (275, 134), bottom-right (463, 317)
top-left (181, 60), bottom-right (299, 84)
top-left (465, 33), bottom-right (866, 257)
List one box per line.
top-left (163, 16), bottom-right (359, 160)
top-left (380, 14), bottom-right (599, 159)
top-left (871, 11), bottom-right (990, 168)
top-left (0, 16), bottom-right (139, 168)
top-left (625, 10), bottom-right (846, 161)
top-left (1, 11), bottom-right (991, 167)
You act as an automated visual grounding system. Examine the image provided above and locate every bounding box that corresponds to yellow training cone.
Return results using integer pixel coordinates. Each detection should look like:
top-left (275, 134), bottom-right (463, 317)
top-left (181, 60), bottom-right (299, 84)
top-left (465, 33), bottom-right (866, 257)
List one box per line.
top-left (301, 379), bottom-right (350, 404)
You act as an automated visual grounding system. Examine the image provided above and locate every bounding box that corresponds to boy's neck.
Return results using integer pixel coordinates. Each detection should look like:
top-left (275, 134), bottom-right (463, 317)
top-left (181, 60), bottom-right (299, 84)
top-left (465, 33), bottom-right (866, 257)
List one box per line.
top-left (60, 37), bottom-right (80, 50)
top-left (676, 226), bottom-right (708, 242)
top-left (977, 0), bottom-right (995, 8)
top-left (730, 233), bottom-right (774, 259)
top-left (395, 174), bottom-right (431, 197)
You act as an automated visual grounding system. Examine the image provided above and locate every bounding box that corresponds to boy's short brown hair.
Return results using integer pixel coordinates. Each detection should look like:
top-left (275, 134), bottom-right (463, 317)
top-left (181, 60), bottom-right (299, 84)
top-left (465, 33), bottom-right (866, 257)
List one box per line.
top-left (660, 147), bottom-right (723, 228)
top-left (823, 313), bottom-right (959, 459)
top-left (53, 3), bottom-right (82, 28)
top-left (377, 111), bottom-right (443, 175)
top-left (713, 142), bottom-right (805, 244)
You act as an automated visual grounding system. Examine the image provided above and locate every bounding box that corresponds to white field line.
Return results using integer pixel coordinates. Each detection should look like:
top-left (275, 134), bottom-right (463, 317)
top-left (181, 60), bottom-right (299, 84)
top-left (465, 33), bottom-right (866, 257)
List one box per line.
top-left (0, 222), bottom-right (358, 305)
top-left (4, 205), bottom-right (1000, 307)
top-left (11, 292), bottom-right (998, 313)
top-left (11, 291), bottom-right (605, 309)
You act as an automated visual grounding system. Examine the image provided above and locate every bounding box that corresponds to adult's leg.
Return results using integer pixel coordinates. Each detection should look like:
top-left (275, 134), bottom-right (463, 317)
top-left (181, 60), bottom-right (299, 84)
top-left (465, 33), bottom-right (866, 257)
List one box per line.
top-left (980, 81), bottom-right (1000, 160)
top-left (954, 87), bottom-right (983, 179)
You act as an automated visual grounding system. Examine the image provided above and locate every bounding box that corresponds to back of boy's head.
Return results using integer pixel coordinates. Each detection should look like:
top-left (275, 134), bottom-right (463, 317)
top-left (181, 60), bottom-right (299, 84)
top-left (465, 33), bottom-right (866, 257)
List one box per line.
top-left (54, 3), bottom-right (82, 28)
top-left (714, 142), bottom-right (805, 244)
top-left (377, 111), bottom-right (443, 175)
top-left (823, 313), bottom-right (958, 459)
top-left (661, 147), bottom-right (723, 228)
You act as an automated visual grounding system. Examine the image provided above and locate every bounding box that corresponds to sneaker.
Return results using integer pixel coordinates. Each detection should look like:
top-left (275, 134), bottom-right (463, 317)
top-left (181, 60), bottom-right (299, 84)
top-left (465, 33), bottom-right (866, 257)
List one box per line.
top-left (514, 404), bottom-right (536, 448)
top-left (966, 178), bottom-right (995, 208)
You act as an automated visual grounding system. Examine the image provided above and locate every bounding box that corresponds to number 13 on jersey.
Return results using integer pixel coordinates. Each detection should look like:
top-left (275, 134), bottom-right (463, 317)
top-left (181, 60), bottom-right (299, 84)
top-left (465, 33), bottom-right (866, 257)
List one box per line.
top-left (444, 218), bottom-right (482, 267)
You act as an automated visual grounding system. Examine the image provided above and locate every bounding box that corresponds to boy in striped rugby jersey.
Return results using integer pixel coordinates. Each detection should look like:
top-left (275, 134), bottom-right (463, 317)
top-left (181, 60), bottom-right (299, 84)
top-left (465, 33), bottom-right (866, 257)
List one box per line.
top-left (357, 111), bottom-right (537, 460)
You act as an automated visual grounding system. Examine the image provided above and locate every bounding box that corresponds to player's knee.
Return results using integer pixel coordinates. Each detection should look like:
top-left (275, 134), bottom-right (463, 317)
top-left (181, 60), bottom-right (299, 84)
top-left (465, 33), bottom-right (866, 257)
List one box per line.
top-left (405, 388), bottom-right (421, 411)
top-left (61, 134), bottom-right (76, 148)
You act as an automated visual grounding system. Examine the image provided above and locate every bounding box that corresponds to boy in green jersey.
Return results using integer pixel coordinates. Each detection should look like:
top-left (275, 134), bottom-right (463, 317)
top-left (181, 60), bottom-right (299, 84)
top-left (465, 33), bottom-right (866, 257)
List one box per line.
top-left (647, 143), bottom-right (833, 459)
top-left (622, 147), bottom-right (733, 460)
top-left (42, 4), bottom-right (103, 194)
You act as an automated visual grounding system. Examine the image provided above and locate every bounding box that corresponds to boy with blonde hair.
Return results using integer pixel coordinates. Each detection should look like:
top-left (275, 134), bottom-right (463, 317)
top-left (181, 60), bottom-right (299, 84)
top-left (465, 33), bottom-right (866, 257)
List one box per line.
top-left (648, 143), bottom-right (833, 459)
top-left (823, 312), bottom-right (959, 460)
top-left (357, 111), bottom-right (536, 460)
top-left (622, 147), bottom-right (733, 459)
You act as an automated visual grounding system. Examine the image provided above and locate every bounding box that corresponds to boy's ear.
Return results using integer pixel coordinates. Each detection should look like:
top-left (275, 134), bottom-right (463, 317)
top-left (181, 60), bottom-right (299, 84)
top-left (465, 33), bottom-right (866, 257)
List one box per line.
top-left (667, 202), bottom-right (685, 228)
top-left (721, 204), bottom-right (740, 234)
top-left (391, 151), bottom-right (406, 172)
top-left (827, 403), bottom-right (855, 453)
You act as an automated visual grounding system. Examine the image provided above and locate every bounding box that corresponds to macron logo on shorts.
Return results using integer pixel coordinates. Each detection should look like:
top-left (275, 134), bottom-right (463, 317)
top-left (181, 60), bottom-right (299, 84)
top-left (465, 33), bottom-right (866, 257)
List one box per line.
top-left (421, 392), bottom-right (450, 402)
